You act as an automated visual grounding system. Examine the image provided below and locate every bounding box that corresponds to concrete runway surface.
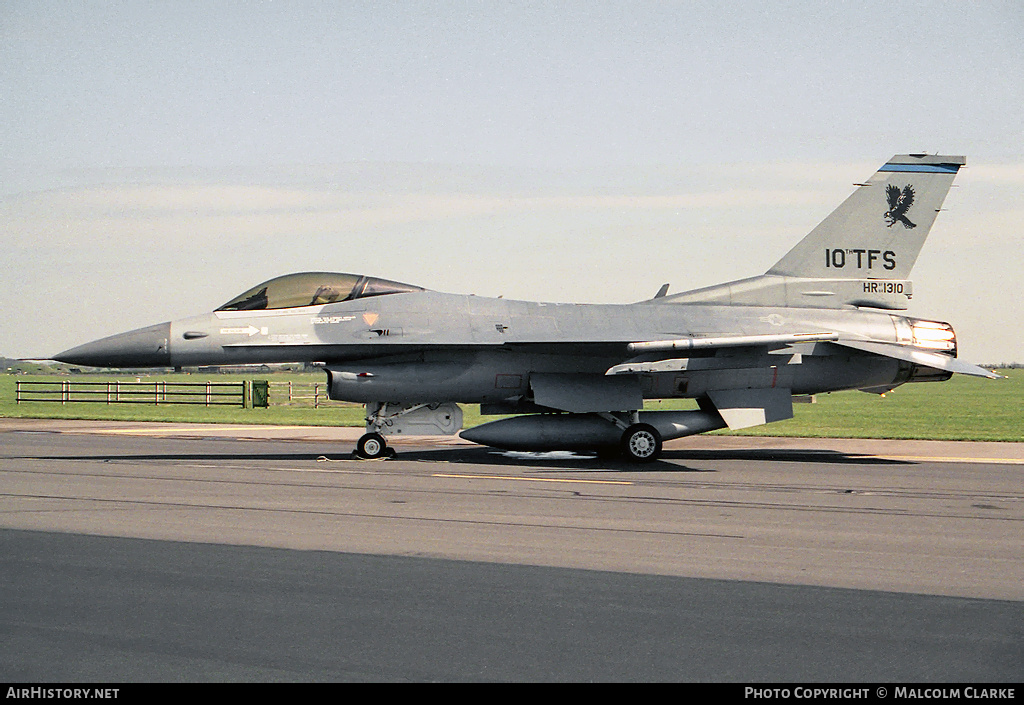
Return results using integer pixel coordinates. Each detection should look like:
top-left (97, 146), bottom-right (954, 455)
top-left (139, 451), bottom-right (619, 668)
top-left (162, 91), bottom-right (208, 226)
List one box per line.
top-left (1, 419), bottom-right (1022, 681)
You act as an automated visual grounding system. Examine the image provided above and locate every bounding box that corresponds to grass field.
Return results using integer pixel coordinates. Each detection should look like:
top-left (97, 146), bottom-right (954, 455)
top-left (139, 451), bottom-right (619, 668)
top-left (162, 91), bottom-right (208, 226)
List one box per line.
top-left (2, 369), bottom-right (1021, 442)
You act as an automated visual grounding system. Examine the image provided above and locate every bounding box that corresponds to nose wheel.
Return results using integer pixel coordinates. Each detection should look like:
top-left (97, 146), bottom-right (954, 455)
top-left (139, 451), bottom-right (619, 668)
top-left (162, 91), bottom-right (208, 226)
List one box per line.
top-left (356, 432), bottom-right (392, 459)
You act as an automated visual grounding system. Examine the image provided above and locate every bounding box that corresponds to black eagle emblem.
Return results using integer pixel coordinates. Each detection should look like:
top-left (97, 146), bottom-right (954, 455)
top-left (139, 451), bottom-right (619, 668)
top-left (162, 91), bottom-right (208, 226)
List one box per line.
top-left (884, 184), bottom-right (917, 229)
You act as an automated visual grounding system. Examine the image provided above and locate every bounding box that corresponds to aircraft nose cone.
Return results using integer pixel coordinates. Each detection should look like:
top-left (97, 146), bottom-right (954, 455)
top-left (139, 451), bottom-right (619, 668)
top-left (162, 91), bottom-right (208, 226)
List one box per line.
top-left (53, 322), bottom-right (172, 368)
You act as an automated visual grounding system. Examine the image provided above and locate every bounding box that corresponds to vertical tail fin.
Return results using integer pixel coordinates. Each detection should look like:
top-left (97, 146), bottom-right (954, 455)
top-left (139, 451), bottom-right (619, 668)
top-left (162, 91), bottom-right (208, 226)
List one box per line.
top-left (767, 154), bottom-right (964, 280)
top-left (666, 154), bottom-right (966, 309)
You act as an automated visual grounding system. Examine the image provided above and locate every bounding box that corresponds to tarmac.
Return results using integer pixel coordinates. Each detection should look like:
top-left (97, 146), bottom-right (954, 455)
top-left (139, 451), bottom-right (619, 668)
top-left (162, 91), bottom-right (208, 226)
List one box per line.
top-left (2, 418), bottom-right (1022, 681)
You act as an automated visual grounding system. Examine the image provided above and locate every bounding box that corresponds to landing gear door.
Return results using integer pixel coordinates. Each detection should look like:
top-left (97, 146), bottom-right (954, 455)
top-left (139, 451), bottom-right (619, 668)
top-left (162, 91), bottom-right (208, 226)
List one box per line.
top-left (366, 402), bottom-right (463, 436)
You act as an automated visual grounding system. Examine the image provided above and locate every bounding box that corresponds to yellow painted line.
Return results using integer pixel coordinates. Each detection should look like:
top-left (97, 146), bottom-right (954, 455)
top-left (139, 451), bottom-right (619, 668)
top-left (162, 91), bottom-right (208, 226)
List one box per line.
top-left (432, 472), bottom-right (633, 486)
top-left (883, 455), bottom-right (1024, 466)
top-left (92, 425), bottom-right (312, 435)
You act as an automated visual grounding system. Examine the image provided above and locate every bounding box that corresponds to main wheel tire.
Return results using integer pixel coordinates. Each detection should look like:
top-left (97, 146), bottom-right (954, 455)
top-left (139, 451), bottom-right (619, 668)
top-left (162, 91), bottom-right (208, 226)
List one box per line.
top-left (620, 424), bottom-right (662, 462)
top-left (356, 432), bottom-right (388, 459)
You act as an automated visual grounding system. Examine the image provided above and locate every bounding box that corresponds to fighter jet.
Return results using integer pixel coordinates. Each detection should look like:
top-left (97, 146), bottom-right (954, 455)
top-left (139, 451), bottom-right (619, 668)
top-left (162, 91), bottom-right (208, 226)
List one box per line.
top-left (54, 154), bottom-right (998, 461)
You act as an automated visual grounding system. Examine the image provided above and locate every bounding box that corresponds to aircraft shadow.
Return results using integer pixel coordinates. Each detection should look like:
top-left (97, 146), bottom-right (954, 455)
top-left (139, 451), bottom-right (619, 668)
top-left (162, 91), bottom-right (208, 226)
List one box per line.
top-left (8, 448), bottom-right (701, 471)
top-left (383, 445), bottom-right (914, 470)
top-left (10, 446), bottom-right (912, 470)
top-left (385, 445), bottom-right (706, 472)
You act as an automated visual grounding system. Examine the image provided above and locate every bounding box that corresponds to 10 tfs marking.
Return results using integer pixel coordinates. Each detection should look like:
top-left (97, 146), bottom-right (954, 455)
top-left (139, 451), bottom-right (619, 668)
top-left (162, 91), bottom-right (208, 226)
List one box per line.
top-left (825, 248), bottom-right (896, 270)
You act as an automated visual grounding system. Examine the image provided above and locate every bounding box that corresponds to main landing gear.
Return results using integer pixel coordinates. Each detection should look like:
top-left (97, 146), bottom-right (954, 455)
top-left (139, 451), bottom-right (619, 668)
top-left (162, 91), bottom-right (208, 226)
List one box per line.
top-left (594, 412), bottom-right (663, 462)
top-left (619, 423), bottom-right (662, 462)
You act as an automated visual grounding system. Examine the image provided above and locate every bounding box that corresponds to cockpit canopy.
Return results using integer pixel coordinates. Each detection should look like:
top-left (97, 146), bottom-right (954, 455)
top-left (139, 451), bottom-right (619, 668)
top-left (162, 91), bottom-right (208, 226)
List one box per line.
top-left (217, 272), bottom-right (424, 311)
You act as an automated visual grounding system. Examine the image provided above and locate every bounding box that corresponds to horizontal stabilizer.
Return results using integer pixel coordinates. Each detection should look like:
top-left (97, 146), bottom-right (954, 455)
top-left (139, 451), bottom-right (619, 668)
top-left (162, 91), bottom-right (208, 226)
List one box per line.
top-left (707, 387), bottom-right (794, 430)
top-left (834, 340), bottom-right (1001, 379)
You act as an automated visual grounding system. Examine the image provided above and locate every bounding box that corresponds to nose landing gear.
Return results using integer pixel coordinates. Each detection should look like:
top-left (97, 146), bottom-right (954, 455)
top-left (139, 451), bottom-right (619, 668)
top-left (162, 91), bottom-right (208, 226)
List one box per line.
top-left (355, 432), bottom-right (392, 459)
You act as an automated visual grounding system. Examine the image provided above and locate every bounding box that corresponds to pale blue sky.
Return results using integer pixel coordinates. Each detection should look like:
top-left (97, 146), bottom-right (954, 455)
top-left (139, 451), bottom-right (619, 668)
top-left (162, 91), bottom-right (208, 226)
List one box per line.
top-left (2, 1), bottom-right (1022, 362)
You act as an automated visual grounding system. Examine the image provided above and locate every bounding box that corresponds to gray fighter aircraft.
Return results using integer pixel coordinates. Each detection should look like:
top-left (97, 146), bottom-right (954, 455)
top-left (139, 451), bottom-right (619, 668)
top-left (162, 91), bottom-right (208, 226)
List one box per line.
top-left (55, 154), bottom-right (998, 461)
